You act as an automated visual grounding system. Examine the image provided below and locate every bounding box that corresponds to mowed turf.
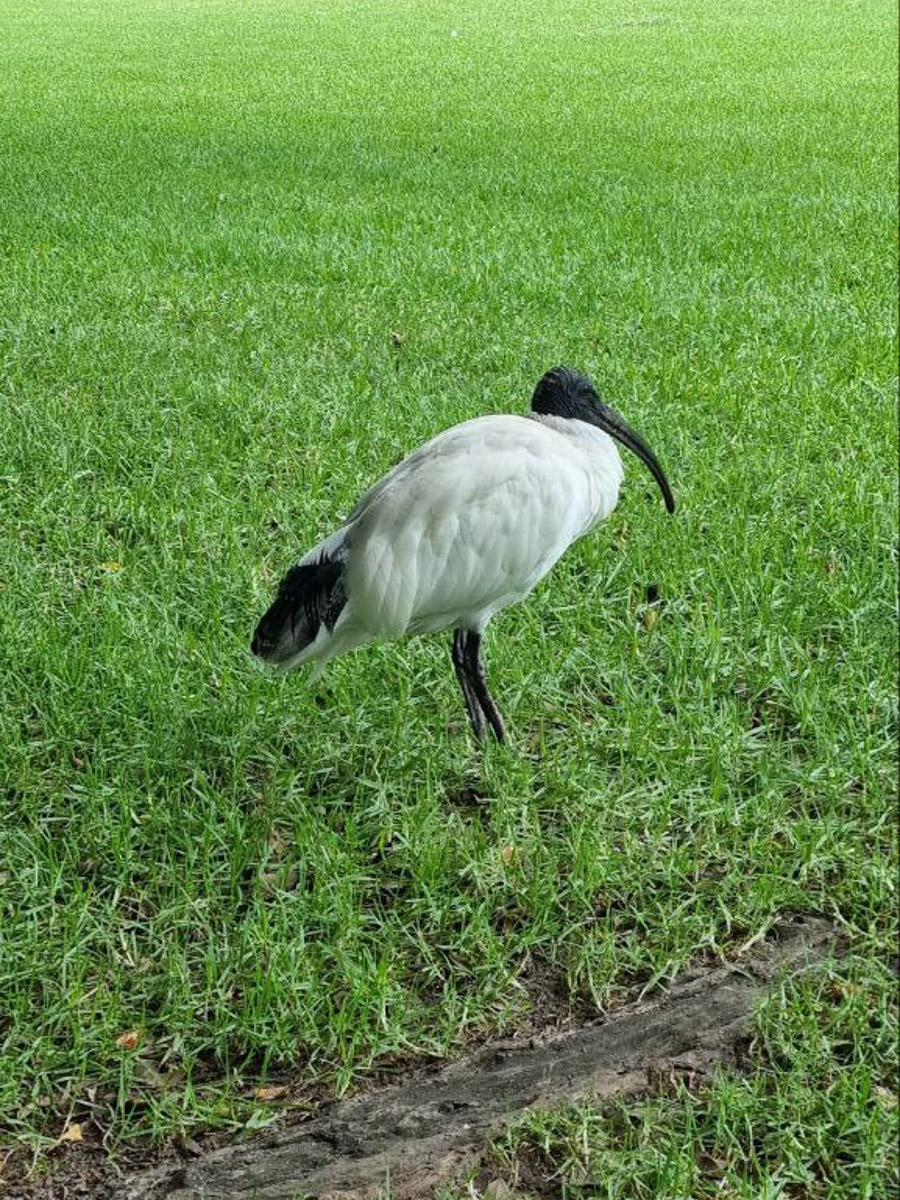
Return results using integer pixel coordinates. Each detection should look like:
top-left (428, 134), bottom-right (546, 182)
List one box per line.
top-left (0, 0), bottom-right (897, 1190)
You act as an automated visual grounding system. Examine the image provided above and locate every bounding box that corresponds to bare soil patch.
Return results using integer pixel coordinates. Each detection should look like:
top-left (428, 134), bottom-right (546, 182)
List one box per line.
top-left (3, 915), bottom-right (834, 1200)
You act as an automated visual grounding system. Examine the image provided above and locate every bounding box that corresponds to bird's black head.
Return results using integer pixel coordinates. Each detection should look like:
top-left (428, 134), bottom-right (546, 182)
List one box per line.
top-left (531, 366), bottom-right (600, 420)
top-left (531, 366), bottom-right (675, 514)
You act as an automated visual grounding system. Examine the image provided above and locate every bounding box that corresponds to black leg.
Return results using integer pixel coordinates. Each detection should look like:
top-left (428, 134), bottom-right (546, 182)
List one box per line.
top-left (463, 632), bottom-right (507, 744)
top-left (451, 630), bottom-right (486, 741)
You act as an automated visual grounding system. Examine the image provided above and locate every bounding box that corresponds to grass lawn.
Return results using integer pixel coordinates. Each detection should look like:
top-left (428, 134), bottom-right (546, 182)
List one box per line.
top-left (0, 0), bottom-right (897, 1193)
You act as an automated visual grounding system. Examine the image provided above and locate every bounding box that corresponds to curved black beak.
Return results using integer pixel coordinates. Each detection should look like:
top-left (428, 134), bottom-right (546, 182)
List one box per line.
top-left (591, 404), bottom-right (675, 514)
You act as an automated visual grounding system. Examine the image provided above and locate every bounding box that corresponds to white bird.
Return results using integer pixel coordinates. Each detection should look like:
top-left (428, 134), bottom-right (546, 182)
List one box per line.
top-left (251, 367), bottom-right (674, 742)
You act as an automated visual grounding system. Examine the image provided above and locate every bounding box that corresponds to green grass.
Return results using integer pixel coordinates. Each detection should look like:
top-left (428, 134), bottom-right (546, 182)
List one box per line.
top-left (0, 0), bottom-right (896, 1191)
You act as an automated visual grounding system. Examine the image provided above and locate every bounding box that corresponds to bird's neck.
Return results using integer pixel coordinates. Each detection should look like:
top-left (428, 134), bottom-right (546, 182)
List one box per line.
top-left (530, 412), bottom-right (621, 467)
top-left (530, 412), bottom-right (624, 519)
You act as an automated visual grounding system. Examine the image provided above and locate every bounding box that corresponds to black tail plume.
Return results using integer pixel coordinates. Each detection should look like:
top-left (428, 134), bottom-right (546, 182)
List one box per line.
top-left (279, 555), bottom-right (347, 642)
top-left (252, 551), bottom-right (348, 660)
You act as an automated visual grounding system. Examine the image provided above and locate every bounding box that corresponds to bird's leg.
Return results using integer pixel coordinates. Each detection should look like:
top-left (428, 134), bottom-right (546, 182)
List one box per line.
top-left (451, 630), bottom-right (486, 741)
top-left (463, 632), bottom-right (507, 744)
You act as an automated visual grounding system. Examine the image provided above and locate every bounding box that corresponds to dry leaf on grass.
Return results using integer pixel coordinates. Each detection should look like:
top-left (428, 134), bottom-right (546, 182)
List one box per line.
top-left (261, 865), bottom-right (300, 894)
top-left (59, 1122), bottom-right (83, 1143)
top-left (132, 1059), bottom-right (183, 1090)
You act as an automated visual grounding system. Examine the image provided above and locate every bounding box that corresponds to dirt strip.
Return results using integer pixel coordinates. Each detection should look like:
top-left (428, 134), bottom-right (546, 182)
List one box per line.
top-left (122, 916), bottom-right (836, 1200)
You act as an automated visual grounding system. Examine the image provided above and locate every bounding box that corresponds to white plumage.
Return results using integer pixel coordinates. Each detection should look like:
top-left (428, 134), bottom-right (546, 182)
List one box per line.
top-left (252, 367), bottom-right (674, 742)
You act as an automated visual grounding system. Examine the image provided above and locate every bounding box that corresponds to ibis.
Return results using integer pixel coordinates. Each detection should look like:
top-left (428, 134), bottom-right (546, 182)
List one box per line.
top-left (251, 367), bottom-right (675, 742)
